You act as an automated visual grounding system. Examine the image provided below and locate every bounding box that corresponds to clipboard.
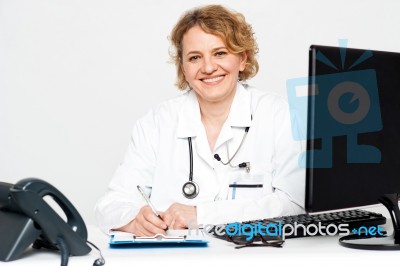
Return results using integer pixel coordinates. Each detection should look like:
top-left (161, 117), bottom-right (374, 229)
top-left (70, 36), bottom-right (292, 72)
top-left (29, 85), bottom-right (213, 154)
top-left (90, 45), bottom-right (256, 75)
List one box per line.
top-left (109, 230), bottom-right (208, 248)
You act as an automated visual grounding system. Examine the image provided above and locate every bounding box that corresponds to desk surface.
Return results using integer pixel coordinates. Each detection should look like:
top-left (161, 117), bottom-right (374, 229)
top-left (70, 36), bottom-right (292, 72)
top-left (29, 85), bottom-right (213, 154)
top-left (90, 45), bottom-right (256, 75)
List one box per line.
top-left (4, 206), bottom-right (400, 266)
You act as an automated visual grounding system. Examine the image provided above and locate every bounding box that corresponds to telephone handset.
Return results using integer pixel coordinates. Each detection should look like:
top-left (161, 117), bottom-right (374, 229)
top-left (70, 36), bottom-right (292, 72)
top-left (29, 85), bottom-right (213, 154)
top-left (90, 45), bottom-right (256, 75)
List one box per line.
top-left (0, 178), bottom-right (91, 263)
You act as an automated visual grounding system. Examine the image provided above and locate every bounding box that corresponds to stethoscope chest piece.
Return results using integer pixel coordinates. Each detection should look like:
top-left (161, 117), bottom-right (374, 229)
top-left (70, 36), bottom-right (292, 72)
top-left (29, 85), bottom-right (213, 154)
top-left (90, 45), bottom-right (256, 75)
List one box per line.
top-left (182, 181), bottom-right (199, 199)
top-left (183, 137), bottom-right (200, 199)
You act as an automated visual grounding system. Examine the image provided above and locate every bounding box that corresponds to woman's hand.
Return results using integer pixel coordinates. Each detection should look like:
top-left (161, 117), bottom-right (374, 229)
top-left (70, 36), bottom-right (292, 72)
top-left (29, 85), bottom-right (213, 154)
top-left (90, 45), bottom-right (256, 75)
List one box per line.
top-left (161, 203), bottom-right (197, 229)
top-left (115, 205), bottom-right (168, 236)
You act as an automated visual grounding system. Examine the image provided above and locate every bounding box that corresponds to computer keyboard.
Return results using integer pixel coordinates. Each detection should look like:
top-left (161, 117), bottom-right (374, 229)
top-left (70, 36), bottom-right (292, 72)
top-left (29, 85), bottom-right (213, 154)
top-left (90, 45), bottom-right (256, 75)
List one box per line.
top-left (208, 209), bottom-right (386, 241)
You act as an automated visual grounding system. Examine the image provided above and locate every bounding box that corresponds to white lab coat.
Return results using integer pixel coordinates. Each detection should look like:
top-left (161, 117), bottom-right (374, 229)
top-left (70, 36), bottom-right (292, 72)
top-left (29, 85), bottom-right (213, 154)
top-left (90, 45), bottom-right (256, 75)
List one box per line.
top-left (95, 84), bottom-right (305, 232)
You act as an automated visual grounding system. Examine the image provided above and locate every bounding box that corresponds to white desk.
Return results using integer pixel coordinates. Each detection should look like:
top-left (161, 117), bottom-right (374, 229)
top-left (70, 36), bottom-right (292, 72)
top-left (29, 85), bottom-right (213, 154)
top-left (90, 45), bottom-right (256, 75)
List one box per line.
top-left (4, 205), bottom-right (400, 266)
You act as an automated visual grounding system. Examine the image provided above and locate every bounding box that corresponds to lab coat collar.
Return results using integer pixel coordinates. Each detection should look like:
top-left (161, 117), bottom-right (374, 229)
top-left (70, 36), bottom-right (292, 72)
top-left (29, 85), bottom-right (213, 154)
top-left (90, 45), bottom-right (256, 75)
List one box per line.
top-left (226, 83), bottom-right (253, 128)
top-left (176, 89), bottom-right (201, 138)
top-left (176, 83), bottom-right (252, 139)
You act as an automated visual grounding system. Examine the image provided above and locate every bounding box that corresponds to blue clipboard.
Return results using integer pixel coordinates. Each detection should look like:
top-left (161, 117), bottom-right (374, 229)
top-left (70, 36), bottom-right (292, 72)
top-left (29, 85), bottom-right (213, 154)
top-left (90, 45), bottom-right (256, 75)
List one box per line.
top-left (109, 230), bottom-right (208, 248)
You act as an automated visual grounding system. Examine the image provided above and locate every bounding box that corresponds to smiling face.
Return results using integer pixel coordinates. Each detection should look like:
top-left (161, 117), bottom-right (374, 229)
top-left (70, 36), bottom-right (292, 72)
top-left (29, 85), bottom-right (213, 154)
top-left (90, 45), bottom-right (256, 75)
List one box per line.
top-left (181, 26), bottom-right (247, 105)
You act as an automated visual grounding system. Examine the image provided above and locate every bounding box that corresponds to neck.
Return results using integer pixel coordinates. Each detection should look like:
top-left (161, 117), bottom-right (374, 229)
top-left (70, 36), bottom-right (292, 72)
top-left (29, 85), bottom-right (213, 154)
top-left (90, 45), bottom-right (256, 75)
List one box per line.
top-left (196, 87), bottom-right (237, 151)
top-left (197, 90), bottom-right (236, 128)
top-left (200, 102), bottom-right (230, 127)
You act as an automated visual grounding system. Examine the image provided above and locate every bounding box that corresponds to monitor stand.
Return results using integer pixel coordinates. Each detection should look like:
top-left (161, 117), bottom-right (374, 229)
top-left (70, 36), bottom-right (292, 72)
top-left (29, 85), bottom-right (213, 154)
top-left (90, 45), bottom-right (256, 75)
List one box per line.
top-left (339, 193), bottom-right (400, 250)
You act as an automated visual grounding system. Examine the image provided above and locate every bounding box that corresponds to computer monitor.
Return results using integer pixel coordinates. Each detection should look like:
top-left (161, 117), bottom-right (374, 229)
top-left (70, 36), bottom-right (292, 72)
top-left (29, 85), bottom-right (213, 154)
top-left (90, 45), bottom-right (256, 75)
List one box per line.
top-left (302, 45), bottom-right (400, 249)
top-left (304, 45), bottom-right (400, 213)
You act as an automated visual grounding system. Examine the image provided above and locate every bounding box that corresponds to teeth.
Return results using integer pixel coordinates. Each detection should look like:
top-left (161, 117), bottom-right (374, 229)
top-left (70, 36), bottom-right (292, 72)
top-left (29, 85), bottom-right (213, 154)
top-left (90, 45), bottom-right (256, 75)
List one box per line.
top-left (203, 76), bottom-right (223, 83)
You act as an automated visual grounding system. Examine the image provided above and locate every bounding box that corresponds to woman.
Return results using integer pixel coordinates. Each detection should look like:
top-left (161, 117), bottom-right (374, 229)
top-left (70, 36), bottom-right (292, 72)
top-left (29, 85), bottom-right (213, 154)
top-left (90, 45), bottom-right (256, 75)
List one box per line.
top-left (95, 5), bottom-right (305, 236)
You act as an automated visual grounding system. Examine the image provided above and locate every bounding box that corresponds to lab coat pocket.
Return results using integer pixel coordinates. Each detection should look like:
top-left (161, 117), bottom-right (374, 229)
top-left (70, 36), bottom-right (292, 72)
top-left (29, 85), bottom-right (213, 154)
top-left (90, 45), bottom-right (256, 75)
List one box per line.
top-left (228, 174), bottom-right (265, 200)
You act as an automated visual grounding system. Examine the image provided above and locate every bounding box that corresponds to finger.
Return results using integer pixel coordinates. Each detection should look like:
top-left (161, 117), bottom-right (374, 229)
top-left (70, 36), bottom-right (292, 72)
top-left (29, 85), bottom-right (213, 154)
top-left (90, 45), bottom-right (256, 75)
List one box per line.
top-left (134, 213), bottom-right (157, 236)
top-left (168, 209), bottom-right (188, 229)
top-left (160, 211), bottom-right (173, 227)
top-left (142, 213), bottom-right (168, 234)
top-left (169, 219), bottom-right (176, 230)
top-left (141, 206), bottom-right (168, 229)
top-left (171, 216), bottom-right (187, 229)
top-left (135, 208), bottom-right (165, 236)
top-left (145, 212), bottom-right (168, 230)
top-left (141, 220), bottom-right (166, 235)
top-left (165, 212), bottom-right (184, 229)
top-left (133, 219), bottom-right (155, 237)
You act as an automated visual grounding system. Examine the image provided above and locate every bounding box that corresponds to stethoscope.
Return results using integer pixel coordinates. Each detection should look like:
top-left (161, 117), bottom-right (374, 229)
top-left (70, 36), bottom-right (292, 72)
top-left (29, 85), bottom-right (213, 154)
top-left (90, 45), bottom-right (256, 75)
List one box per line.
top-left (182, 126), bottom-right (251, 199)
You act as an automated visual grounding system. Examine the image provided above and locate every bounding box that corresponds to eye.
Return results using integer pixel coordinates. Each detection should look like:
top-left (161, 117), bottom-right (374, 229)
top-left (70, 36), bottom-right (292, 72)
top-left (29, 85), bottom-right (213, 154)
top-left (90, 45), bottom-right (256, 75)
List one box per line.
top-left (215, 51), bottom-right (227, 57)
top-left (188, 55), bottom-right (200, 62)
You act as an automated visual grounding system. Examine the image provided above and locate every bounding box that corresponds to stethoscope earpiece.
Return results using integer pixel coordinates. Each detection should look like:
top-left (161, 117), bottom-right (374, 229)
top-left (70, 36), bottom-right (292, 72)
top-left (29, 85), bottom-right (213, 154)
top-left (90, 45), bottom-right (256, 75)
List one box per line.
top-left (213, 126), bottom-right (251, 172)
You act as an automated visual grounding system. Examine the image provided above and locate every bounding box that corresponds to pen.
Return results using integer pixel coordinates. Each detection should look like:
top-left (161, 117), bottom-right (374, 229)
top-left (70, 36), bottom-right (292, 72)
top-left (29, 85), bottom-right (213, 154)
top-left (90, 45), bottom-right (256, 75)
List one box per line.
top-left (136, 185), bottom-right (168, 230)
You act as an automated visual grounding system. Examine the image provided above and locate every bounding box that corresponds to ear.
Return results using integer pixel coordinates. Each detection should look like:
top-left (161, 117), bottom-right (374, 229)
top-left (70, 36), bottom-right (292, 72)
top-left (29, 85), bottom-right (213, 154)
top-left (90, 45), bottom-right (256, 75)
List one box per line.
top-left (239, 52), bottom-right (248, 72)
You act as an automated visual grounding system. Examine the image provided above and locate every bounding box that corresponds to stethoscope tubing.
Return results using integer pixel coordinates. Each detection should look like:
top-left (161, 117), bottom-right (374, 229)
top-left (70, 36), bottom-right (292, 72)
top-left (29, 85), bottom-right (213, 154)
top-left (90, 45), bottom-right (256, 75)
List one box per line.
top-left (188, 137), bottom-right (194, 182)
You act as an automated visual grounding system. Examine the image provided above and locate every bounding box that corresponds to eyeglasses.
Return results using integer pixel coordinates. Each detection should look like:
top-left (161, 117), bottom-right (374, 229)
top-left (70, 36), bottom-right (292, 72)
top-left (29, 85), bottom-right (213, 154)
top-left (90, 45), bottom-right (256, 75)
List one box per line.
top-left (227, 234), bottom-right (285, 249)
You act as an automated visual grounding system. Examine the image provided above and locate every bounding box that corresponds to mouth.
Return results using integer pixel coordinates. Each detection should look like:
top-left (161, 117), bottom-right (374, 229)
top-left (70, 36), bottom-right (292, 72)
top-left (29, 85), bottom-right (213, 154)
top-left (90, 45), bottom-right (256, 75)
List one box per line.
top-left (200, 75), bottom-right (225, 84)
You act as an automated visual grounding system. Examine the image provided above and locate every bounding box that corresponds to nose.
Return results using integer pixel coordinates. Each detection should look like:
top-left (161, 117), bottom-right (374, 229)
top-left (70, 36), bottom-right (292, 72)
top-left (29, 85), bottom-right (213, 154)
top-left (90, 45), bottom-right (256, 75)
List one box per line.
top-left (201, 56), bottom-right (218, 74)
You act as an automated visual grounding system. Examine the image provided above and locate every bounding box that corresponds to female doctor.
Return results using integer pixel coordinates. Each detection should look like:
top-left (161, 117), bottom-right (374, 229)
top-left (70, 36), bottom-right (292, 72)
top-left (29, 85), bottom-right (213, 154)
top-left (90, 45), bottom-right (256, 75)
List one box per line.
top-left (95, 5), bottom-right (305, 236)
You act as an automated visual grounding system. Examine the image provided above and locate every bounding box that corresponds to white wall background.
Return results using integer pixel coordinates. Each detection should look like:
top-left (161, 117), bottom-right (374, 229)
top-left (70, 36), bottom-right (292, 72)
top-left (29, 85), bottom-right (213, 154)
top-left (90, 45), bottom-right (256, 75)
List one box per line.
top-left (1, 0), bottom-right (400, 225)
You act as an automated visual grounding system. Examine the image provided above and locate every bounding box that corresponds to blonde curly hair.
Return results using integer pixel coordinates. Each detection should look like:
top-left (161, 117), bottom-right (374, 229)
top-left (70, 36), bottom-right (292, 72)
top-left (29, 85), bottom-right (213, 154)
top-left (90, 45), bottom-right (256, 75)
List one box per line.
top-left (170, 5), bottom-right (259, 90)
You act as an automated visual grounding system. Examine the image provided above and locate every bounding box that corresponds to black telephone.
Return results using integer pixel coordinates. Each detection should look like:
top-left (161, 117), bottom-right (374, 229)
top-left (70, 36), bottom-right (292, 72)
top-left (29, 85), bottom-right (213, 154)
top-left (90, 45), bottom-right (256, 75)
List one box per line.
top-left (0, 178), bottom-right (91, 263)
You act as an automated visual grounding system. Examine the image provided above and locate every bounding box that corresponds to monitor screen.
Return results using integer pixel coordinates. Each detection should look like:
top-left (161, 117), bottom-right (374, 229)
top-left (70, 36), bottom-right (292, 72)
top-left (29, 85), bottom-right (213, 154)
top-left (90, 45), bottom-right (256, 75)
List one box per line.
top-left (304, 45), bottom-right (400, 212)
